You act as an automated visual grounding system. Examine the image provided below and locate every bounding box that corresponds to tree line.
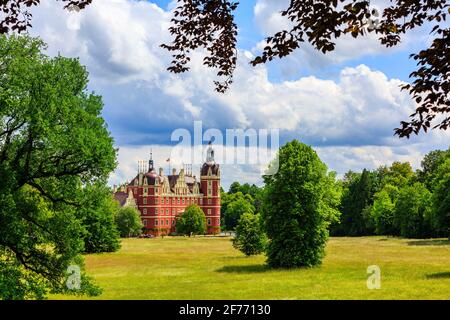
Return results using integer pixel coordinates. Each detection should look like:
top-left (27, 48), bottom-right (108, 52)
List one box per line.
top-left (331, 149), bottom-right (450, 238)
top-left (226, 146), bottom-right (450, 263)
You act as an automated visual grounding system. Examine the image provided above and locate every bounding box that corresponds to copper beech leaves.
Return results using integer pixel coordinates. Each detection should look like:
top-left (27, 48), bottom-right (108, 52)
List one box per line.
top-left (160, 0), bottom-right (239, 93)
top-left (0, 0), bottom-right (92, 33)
top-left (162, 0), bottom-right (450, 138)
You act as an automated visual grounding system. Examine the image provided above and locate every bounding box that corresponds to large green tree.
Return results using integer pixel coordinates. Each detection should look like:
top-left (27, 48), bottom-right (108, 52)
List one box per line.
top-left (115, 207), bottom-right (143, 238)
top-left (0, 35), bottom-right (116, 299)
top-left (176, 204), bottom-right (207, 236)
top-left (232, 213), bottom-right (266, 256)
top-left (262, 140), bottom-right (339, 268)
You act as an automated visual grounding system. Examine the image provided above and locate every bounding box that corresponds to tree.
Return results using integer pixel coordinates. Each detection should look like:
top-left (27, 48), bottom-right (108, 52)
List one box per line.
top-left (393, 183), bottom-right (433, 238)
top-left (232, 213), bottom-right (266, 256)
top-left (115, 207), bottom-right (143, 238)
top-left (429, 158), bottom-right (450, 237)
top-left (223, 196), bottom-right (255, 231)
top-left (0, 35), bottom-right (116, 299)
top-left (77, 182), bottom-right (121, 253)
top-left (162, 1), bottom-right (450, 137)
top-left (384, 162), bottom-right (414, 187)
top-left (228, 181), bottom-right (241, 194)
top-left (262, 140), bottom-right (339, 268)
top-left (176, 204), bottom-right (207, 236)
top-left (335, 169), bottom-right (374, 236)
top-left (370, 185), bottom-right (399, 235)
top-left (418, 149), bottom-right (449, 190)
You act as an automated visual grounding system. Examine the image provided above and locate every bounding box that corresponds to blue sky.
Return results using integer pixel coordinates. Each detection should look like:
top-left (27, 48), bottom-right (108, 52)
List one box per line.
top-left (29, 0), bottom-right (449, 189)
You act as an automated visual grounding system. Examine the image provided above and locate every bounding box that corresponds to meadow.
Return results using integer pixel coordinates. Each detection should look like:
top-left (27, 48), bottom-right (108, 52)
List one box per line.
top-left (55, 236), bottom-right (450, 300)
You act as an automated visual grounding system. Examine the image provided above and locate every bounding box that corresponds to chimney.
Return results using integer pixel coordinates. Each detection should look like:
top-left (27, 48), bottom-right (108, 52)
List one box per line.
top-left (159, 167), bottom-right (164, 176)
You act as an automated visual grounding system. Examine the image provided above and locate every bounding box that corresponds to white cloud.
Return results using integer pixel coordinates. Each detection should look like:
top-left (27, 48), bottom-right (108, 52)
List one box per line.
top-left (27, 0), bottom-right (449, 188)
top-left (252, 0), bottom-right (430, 76)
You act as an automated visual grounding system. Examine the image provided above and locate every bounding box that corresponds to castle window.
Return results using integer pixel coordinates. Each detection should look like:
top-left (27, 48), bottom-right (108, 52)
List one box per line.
top-left (143, 198), bottom-right (147, 204)
top-left (177, 198), bottom-right (180, 204)
top-left (166, 209), bottom-right (169, 214)
top-left (143, 209), bottom-right (147, 214)
top-left (144, 187), bottom-right (148, 195)
top-left (172, 209), bottom-right (176, 214)
top-left (207, 218), bottom-right (211, 226)
top-left (166, 220), bottom-right (169, 226)
top-left (143, 219), bottom-right (147, 226)
top-left (155, 220), bottom-right (159, 226)
top-left (155, 198), bottom-right (159, 204)
top-left (155, 208), bottom-right (158, 214)
top-left (172, 220), bottom-right (176, 225)
top-left (199, 199), bottom-right (203, 205)
top-left (182, 198), bottom-right (185, 204)
top-left (208, 199), bottom-right (212, 205)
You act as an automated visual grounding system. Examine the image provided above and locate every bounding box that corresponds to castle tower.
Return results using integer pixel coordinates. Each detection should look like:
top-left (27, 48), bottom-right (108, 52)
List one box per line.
top-left (200, 142), bottom-right (221, 234)
top-left (148, 150), bottom-right (154, 172)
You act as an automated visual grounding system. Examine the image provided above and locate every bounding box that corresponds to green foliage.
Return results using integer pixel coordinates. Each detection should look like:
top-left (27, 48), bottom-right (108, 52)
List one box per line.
top-left (226, 182), bottom-right (264, 213)
top-left (370, 185), bottom-right (399, 235)
top-left (115, 207), bottom-right (143, 238)
top-left (384, 162), bottom-right (414, 187)
top-left (77, 182), bottom-right (121, 253)
top-left (0, 35), bottom-right (116, 299)
top-left (223, 196), bottom-right (255, 231)
top-left (418, 149), bottom-right (448, 190)
top-left (232, 213), bottom-right (266, 256)
top-left (334, 169), bottom-right (374, 236)
top-left (228, 182), bottom-right (241, 194)
top-left (393, 183), bottom-right (433, 238)
top-left (176, 204), bottom-right (206, 236)
top-left (429, 158), bottom-right (450, 238)
top-left (262, 140), bottom-right (339, 268)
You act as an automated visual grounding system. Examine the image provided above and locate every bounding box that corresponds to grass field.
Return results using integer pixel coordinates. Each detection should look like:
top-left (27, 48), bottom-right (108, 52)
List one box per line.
top-left (54, 236), bottom-right (450, 300)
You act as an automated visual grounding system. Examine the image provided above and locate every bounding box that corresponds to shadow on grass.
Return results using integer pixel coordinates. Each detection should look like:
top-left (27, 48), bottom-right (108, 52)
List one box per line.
top-left (407, 239), bottom-right (450, 246)
top-left (216, 264), bottom-right (270, 274)
top-left (426, 272), bottom-right (450, 279)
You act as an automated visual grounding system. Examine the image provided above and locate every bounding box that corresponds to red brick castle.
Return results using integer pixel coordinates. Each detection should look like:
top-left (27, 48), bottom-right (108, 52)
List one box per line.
top-left (114, 143), bottom-right (221, 236)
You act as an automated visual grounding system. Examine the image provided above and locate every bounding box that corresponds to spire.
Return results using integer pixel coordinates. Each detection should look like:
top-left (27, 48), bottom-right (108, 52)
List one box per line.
top-left (148, 149), bottom-right (154, 171)
top-left (206, 141), bottom-right (215, 163)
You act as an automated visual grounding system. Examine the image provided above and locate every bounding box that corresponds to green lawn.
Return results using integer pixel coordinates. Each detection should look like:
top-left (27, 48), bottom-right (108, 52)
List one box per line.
top-left (54, 236), bottom-right (450, 300)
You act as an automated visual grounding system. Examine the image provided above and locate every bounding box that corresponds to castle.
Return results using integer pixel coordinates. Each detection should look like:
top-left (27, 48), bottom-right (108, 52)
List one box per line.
top-left (114, 144), bottom-right (221, 236)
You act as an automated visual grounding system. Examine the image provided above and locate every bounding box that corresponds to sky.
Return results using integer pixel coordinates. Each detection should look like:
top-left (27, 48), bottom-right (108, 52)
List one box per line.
top-left (28, 0), bottom-right (449, 190)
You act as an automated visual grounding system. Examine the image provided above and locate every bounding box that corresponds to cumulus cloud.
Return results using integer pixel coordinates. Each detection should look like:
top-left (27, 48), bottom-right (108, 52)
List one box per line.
top-left (252, 0), bottom-right (431, 77)
top-left (27, 0), bottom-right (449, 187)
